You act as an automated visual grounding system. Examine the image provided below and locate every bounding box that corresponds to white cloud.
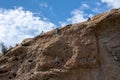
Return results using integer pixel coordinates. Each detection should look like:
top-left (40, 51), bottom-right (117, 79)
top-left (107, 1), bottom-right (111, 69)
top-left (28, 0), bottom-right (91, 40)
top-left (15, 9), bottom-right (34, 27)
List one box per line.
top-left (39, 2), bottom-right (48, 8)
top-left (101, 0), bottom-right (120, 8)
top-left (0, 7), bottom-right (56, 46)
top-left (60, 9), bottom-right (87, 26)
top-left (68, 9), bottom-right (86, 23)
top-left (81, 3), bottom-right (89, 9)
top-left (96, 2), bottom-right (102, 6)
top-left (92, 8), bottom-right (102, 13)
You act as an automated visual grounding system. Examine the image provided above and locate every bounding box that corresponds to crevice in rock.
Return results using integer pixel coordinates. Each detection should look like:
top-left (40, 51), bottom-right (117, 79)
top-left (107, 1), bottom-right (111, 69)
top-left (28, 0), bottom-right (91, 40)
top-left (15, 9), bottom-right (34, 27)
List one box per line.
top-left (0, 69), bottom-right (8, 74)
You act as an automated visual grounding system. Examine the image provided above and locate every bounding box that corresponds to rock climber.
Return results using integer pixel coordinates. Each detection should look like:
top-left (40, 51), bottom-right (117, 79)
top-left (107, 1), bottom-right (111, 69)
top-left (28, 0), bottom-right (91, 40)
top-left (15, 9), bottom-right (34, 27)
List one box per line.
top-left (87, 17), bottom-right (91, 21)
top-left (55, 28), bottom-right (60, 35)
top-left (40, 31), bottom-right (44, 35)
top-left (55, 57), bottom-right (60, 66)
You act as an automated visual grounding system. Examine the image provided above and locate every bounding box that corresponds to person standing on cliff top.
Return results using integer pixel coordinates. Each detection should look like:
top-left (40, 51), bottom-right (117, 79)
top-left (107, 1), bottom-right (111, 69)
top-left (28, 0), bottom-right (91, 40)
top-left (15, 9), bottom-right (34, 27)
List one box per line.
top-left (87, 17), bottom-right (91, 21)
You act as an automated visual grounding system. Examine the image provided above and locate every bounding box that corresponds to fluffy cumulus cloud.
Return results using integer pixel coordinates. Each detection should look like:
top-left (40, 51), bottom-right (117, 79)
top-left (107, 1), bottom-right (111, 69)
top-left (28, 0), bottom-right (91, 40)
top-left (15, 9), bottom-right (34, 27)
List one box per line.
top-left (0, 7), bottom-right (56, 46)
top-left (60, 9), bottom-right (87, 26)
top-left (101, 0), bottom-right (120, 8)
top-left (67, 9), bottom-right (86, 23)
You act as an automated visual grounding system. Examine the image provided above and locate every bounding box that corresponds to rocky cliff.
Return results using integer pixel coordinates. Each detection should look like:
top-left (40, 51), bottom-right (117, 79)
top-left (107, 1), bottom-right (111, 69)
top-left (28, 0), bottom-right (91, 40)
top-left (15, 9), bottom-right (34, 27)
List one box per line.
top-left (0, 8), bottom-right (120, 80)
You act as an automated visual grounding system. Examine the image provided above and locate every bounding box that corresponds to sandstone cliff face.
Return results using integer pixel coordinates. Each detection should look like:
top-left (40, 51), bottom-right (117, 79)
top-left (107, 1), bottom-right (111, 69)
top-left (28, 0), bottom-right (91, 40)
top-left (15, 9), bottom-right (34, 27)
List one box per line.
top-left (0, 8), bottom-right (120, 80)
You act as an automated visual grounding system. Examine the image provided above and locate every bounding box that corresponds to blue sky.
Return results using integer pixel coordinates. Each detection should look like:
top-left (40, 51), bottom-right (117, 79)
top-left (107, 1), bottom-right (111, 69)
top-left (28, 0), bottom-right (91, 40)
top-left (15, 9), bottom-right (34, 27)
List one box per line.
top-left (0, 0), bottom-right (120, 47)
top-left (0, 0), bottom-right (110, 25)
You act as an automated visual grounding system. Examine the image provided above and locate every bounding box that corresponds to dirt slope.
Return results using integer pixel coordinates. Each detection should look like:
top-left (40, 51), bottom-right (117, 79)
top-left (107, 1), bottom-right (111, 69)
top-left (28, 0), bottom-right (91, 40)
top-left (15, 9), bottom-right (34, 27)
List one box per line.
top-left (0, 8), bottom-right (120, 80)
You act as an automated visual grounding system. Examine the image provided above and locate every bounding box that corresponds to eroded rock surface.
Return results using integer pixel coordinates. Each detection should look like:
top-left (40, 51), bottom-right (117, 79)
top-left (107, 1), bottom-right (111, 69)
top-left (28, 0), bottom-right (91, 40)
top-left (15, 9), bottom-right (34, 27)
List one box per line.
top-left (0, 8), bottom-right (120, 80)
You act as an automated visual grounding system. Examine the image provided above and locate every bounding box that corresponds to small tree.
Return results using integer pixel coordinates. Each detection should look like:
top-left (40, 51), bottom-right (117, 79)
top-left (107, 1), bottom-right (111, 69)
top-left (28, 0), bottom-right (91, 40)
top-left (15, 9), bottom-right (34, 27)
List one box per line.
top-left (0, 43), bottom-right (8, 55)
